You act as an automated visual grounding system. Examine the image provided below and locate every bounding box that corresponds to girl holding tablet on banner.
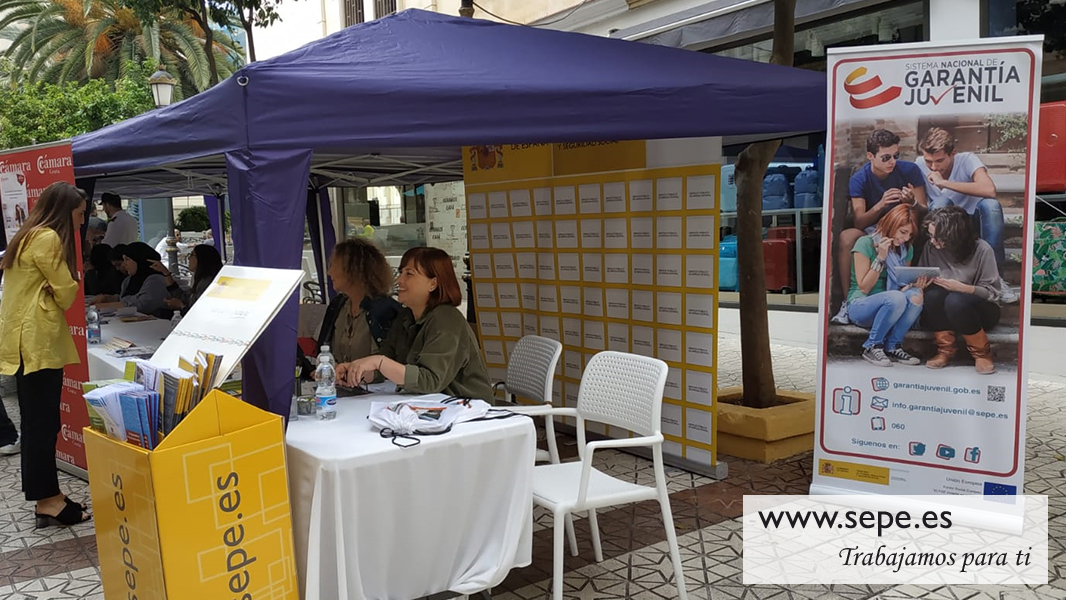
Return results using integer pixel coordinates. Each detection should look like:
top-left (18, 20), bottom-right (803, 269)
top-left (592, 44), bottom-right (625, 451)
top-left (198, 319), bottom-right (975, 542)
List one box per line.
top-left (337, 247), bottom-right (493, 402)
top-left (0, 182), bottom-right (91, 528)
top-left (918, 206), bottom-right (1004, 375)
top-left (844, 204), bottom-right (930, 368)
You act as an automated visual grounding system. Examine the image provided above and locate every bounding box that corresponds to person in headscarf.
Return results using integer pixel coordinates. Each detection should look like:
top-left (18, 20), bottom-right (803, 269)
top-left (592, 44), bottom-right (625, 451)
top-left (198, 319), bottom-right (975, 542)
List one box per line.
top-left (90, 242), bottom-right (170, 317)
top-left (83, 243), bottom-right (124, 296)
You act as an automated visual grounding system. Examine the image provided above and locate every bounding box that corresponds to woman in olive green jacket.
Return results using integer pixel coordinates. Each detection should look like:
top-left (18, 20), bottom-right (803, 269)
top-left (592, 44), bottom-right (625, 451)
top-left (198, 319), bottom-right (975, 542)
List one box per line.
top-left (0, 182), bottom-right (91, 528)
top-left (337, 247), bottom-right (493, 402)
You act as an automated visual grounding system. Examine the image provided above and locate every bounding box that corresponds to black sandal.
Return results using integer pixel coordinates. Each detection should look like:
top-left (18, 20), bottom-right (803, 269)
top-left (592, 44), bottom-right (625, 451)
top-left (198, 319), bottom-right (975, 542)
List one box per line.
top-left (35, 502), bottom-right (91, 529)
top-left (64, 497), bottom-right (88, 512)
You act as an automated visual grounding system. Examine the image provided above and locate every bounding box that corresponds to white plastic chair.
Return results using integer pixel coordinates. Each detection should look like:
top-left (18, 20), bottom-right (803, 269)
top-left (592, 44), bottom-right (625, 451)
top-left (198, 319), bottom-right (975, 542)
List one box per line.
top-left (493, 335), bottom-right (563, 464)
top-left (531, 351), bottom-right (687, 600)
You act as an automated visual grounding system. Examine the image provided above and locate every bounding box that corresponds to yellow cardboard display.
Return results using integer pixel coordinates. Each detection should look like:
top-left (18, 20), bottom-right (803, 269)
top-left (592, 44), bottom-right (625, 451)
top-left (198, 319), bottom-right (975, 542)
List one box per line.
top-left (463, 141), bottom-right (720, 467)
top-left (84, 390), bottom-right (298, 600)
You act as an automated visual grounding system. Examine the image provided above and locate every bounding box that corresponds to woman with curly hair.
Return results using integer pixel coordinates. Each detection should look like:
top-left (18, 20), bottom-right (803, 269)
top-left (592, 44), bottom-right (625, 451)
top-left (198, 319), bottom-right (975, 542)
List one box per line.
top-left (918, 206), bottom-right (1004, 374)
top-left (320, 238), bottom-right (402, 363)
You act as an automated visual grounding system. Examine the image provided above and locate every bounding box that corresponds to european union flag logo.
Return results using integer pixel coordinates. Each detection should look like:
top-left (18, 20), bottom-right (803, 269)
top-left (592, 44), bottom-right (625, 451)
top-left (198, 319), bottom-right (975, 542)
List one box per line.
top-left (984, 482), bottom-right (1017, 496)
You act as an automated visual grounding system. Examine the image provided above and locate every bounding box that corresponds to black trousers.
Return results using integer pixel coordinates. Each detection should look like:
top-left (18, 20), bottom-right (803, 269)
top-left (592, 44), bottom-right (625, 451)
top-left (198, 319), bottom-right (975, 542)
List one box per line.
top-left (0, 391), bottom-right (17, 446)
top-left (15, 365), bottom-right (63, 501)
top-left (922, 286), bottom-right (1001, 336)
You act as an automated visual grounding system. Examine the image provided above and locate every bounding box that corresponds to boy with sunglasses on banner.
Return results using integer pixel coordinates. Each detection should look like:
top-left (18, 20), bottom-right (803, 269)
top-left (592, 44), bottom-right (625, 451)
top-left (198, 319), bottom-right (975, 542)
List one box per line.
top-left (833, 129), bottom-right (928, 325)
top-left (917, 127), bottom-right (1017, 304)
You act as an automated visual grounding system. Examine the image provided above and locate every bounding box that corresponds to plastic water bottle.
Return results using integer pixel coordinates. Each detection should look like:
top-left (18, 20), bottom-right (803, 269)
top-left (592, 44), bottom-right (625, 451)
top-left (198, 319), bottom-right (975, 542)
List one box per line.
top-left (318, 345), bottom-right (333, 366)
top-left (315, 351), bottom-right (337, 421)
top-left (86, 305), bottom-right (101, 345)
top-left (170, 311), bottom-right (182, 330)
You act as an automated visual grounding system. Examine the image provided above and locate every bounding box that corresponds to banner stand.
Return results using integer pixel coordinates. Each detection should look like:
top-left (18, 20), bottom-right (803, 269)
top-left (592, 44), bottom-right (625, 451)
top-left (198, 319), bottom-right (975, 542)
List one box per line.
top-left (812, 37), bottom-right (1044, 509)
top-left (0, 140), bottom-right (90, 478)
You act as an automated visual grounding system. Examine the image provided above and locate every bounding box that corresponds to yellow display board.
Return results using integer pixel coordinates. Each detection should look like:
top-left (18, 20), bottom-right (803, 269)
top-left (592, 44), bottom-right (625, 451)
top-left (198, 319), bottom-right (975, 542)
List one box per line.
top-left (84, 390), bottom-right (298, 600)
top-left (464, 142), bottom-right (721, 467)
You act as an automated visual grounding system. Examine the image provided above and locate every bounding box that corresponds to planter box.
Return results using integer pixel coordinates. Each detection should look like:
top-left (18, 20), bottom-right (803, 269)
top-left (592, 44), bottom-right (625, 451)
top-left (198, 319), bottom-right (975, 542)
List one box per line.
top-left (716, 387), bottom-right (815, 463)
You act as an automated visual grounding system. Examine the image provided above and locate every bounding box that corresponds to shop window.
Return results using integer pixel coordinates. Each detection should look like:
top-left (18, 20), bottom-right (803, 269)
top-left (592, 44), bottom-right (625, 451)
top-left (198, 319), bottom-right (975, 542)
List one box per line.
top-left (983, 0), bottom-right (1066, 101)
top-left (344, 0), bottom-right (364, 27)
top-left (705, 0), bottom-right (925, 72)
top-left (375, 0), bottom-right (396, 18)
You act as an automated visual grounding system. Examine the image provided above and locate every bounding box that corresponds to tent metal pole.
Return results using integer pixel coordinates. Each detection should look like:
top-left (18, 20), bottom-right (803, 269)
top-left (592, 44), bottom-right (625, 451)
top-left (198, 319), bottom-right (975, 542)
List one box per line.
top-left (315, 186), bottom-right (330, 300)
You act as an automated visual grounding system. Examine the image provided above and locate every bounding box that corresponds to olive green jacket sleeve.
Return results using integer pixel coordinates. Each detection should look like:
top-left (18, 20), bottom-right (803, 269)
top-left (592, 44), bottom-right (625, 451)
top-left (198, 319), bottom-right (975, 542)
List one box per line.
top-left (398, 306), bottom-right (493, 402)
top-left (401, 318), bottom-right (468, 395)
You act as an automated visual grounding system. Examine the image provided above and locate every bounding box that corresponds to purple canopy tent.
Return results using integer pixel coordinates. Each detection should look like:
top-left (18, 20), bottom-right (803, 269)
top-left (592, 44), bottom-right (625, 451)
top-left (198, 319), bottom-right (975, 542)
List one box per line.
top-left (71, 9), bottom-right (826, 419)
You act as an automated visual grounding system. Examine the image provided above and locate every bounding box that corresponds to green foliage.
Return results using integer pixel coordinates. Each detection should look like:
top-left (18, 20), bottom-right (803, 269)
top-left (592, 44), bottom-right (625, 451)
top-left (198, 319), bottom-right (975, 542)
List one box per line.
top-left (0, 61), bottom-right (154, 149)
top-left (176, 205), bottom-right (229, 232)
top-left (986, 113), bottom-right (1028, 152)
top-left (1033, 221), bottom-right (1066, 293)
top-left (0, 0), bottom-right (245, 97)
top-left (177, 206), bottom-right (210, 231)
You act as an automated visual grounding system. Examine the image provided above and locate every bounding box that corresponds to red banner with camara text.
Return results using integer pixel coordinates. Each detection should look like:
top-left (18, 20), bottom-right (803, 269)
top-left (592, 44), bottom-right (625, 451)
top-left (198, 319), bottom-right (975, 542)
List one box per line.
top-left (0, 142), bottom-right (88, 472)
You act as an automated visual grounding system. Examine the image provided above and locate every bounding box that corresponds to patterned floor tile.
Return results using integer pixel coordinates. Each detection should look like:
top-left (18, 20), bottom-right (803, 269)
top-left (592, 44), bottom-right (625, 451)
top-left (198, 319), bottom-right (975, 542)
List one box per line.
top-left (2, 332), bottom-right (1065, 599)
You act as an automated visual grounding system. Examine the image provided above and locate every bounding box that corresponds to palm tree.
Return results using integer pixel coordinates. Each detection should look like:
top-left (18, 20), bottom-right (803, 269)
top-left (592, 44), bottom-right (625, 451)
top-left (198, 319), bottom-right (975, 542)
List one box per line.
top-left (0, 0), bottom-right (244, 100)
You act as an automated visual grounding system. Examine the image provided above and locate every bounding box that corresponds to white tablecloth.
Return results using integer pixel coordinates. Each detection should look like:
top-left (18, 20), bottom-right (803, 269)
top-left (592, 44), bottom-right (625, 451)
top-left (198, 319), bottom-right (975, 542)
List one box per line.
top-left (86, 318), bottom-right (174, 381)
top-left (286, 394), bottom-right (536, 600)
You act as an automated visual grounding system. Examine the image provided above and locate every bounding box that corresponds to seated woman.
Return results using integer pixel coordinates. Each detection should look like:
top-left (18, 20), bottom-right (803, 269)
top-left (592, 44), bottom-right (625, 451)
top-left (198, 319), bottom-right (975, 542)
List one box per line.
top-left (153, 244), bottom-right (223, 315)
top-left (318, 238), bottom-right (402, 363)
top-left (336, 247), bottom-right (492, 402)
top-left (83, 243), bottom-right (123, 296)
top-left (91, 242), bottom-right (170, 317)
top-left (918, 206), bottom-right (1003, 374)
top-left (845, 204), bottom-right (928, 367)
top-left (109, 244), bottom-right (128, 275)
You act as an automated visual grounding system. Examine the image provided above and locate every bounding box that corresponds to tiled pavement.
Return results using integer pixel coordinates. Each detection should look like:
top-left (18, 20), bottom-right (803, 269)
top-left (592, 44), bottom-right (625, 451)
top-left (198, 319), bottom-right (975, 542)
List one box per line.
top-left (0, 330), bottom-right (1063, 600)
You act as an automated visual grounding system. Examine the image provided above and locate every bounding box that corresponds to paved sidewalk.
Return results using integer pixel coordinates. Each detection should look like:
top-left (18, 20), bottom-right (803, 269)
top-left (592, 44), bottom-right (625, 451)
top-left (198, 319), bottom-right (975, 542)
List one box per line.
top-left (0, 325), bottom-right (1062, 599)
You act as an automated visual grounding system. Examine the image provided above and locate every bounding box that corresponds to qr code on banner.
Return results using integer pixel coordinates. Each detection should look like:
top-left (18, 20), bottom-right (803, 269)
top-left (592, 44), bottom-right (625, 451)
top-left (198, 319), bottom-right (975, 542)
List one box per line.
top-left (987, 385), bottom-right (1006, 402)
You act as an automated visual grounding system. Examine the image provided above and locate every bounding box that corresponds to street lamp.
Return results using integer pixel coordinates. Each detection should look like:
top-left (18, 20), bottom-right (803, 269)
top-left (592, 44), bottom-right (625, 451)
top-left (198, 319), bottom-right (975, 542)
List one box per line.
top-left (148, 67), bottom-right (177, 108)
top-left (149, 67), bottom-right (180, 273)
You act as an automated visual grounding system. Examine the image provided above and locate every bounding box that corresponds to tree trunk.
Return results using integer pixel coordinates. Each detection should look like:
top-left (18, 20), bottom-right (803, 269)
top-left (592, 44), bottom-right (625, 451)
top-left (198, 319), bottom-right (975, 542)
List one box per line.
top-left (735, 0), bottom-right (796, 409)
top-left (197, 0), bottom-right (220, 86)
top-left (241, 11), bottom-right (257, 62)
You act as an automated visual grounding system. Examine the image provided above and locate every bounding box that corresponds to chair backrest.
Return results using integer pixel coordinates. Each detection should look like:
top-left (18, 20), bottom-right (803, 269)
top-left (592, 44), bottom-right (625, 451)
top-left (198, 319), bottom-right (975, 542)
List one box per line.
top-left (576, 351), bottom-right (667, 437)
top-left (505, 335), bottom-right (563, 404)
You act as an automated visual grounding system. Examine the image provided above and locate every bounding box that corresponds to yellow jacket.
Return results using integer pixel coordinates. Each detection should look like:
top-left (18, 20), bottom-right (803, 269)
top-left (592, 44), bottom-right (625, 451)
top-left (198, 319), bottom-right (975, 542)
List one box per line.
top-left (0, 228), bottom-right (80, 375)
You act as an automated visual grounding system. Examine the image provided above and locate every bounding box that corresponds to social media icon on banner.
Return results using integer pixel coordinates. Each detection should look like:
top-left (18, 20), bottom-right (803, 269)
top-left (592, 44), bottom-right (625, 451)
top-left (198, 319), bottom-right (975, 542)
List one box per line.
top-left (936, 444), bottom-right (955, 460)
top-left (871, 377), bottom-right (890, 392)
top-left (832, 387), bottom-right (860, 415)
top-left (870, 417), bottom-right (885, 431)
top-left (871, 396), bottom-right (889, 411)
top-left (965, 447), bottom-right (981, 463)
top-left (909, 442), bottom-right (926, 456)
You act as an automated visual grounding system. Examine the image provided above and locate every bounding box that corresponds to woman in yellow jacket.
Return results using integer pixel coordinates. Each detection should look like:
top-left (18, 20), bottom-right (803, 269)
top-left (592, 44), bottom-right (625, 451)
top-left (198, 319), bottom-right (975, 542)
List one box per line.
top-left (0, 182), bottom-right (91, 528)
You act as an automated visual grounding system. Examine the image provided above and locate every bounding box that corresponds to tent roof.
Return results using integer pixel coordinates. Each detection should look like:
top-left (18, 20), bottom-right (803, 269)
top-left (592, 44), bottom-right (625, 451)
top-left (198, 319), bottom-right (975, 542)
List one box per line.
top-left (72, 9), bottom-right (826, 194)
